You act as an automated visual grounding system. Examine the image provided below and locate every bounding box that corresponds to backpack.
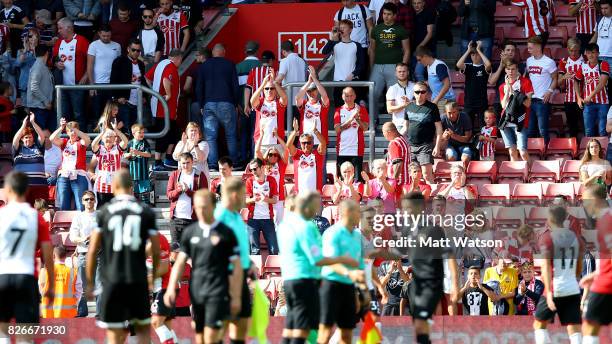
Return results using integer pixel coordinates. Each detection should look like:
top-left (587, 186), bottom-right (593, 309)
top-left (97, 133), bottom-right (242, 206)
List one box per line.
top-left (337, 4), bottom-right (369, 28)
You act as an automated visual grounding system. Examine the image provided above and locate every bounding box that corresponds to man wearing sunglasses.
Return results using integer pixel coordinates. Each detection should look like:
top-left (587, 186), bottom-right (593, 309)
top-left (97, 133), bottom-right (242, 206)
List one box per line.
top-left (287, 118), bottom-right (327, 194)
top-left (136, 7), bottom-right (164, 68)
top-left (245, 158), bottom-right (279, 256)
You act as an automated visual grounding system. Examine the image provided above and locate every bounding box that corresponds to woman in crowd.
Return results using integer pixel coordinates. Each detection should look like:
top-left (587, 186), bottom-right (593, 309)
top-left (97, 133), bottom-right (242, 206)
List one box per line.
top-left (579, 138), bottom-right (612, 187)
top-left (173, 122), bottom-right (209, 181)
top-left (439, 165), bottom-right (477, 201)
top-left (16, 28), bottom-right (39, 101)
top-left (361, 159), bottom-right (397, 214)
top-left (402, 162), bottom-right (432, 199)
top-left (50, 118), bottom-right (91, 210)
top-left (256, 125), bottom-right (288, 226)
top-left (332, 161), bottom-right (363, 204)
top-left (13, 114), bottom-right (50, 202)
top-left (96, 100), bottom-right (124, 133)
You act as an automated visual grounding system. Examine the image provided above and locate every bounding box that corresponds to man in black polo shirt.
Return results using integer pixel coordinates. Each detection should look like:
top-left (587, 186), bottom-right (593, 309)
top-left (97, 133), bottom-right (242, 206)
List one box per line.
top-left (404, 81), bottom-right (443, 183)
top-left (164, 189), bottom-right (243, 344)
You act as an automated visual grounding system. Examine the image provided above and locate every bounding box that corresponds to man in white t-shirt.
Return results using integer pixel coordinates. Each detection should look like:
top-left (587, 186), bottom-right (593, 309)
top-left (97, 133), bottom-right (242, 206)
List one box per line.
top-left (386, 62), bottom-right (414, 135)
top-left (275, 40), bottom-right (306, 87)
top-left (526, 35), bottom-right (558, 144)
top-left (592, 0), bottom-right (612, 97)
top-left (86, 24), bottom-right (121, 120)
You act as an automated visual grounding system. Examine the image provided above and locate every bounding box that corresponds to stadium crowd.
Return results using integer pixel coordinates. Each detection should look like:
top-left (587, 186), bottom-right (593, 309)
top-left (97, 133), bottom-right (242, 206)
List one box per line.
top-left (0, 0), bottom-right (612, 343)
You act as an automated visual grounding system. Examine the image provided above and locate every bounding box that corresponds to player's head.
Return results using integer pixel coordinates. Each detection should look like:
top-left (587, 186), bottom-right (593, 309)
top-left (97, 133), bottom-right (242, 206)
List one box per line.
top-left (467, 266), bottom-right (481, 285)
top-left (401, 192), bottom-right (425, 215)
top-left (547, 206), bottom-right (568, 228)
top-left (295, 190), bottom-right (321, 221)
top-left (221, 176), bottom-right (245, 211)
top-left (338, 199), bottom-right (360, 229)
top-left (218, 156), bottom-right (233, 178)
top-left (4, 171), bottom-right (28, 200)
top-left (194, 189), bottom-right (217, 224)
top-left (111, 169), bottom-right (133, 196)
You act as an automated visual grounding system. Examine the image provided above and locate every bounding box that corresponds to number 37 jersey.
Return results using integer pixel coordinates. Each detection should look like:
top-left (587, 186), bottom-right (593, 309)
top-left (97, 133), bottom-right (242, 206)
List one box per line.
top-left (96, 195), bottom-right (157, 285)
top-left (0, 202), bottom-right (50, 275)
top-left (540, 228), bottom-right (584, 297)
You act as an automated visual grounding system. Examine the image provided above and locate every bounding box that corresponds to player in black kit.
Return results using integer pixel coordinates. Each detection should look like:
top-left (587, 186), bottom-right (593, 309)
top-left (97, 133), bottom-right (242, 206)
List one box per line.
top-left (400, 192), bottom-right (459, 344)
top-left (164, 189), bottom-right (243, 344)
top-left (86, 169), bottom-right (161, 344)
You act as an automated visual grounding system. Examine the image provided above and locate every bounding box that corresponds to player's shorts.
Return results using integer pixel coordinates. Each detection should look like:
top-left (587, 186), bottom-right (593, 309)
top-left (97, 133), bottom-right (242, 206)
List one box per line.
top-left (407, 278), bottom-right (443, 320)
top-left (369, 289), bottom-right (381, 316)
top-left (237, 269), bottom-right (252, 318)
top-left (583, 291), bottom-right (612, 326)
top-left (284, 279), bottom-right (320, 330)
top-left (535, 293), bottom-right (581, 325)
top-left (192, 298), bottom-right (230, 332)
top-left (319, 280), bottom-right (357, 329)
top-left (97, 282), bottom-right (151, 329)
top-left (151, 289), bottom-right (176, 318)
top-left (0, 274), bottom-right (39, 323)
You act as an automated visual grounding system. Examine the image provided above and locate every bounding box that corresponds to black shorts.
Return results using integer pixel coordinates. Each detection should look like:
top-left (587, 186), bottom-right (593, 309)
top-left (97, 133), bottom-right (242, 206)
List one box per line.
top-left (192, 299), bottom-right (229, 332)
top-left (583, 291), bottom-right (612, 326)
top-left (535, 293), bottom-right (581, 325)
top-left (407, 279), bottom-right (443, 320)
top-left (369, 289), bottom-right (381, 316)
top-left (409, 143), bottom-right (434, 166)
top-left (97, 282), bottom-right (151, 329)
top-left (0, 274), bottom-right (39, 323)
top-left (151, 289), bottom-right (176, 318)
top-left (319, 280), bottom-right (357, 329)
top-left (237, 269), bottom-right (252, 318)
top-left (152, 118), bottom-right (178, 153)
top-left (284, 279), bottom-right (320, 330)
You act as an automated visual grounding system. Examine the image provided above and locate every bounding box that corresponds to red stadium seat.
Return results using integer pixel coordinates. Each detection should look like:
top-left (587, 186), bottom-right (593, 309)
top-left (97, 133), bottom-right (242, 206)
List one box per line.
top-left (321, 184), bottom-right (337, 205)
top-left (498, 161), bottom-right (528, 181)
top-left (284, 163), bottom-right (294, 183)
top-left (526, 207), bottom-right (549, 228)
top-left (495, 27), bottom-right (505, 44)
top-left (488, 89), bottom-right (498, 105)
top-left (433, 161), bottom-right (462, 183)
top-left (560, 160), bottom-right (581, 182)
top-left (494, 206), bottom-right (526, 228)
top-left (457, 91), bottom-right (465, 107)
top-left (512, 183), bottom-right (543, 205)
top-left (550, 92), bottom-right (566, 106)
top-left (59, 232), bottom-right (76, 248)
top-left (555, 4), bottom-right (574, 22)
top-left (579, 136), bottom-right (609, 156)
top-left (504, 26), bottom-right (528, 43)
top-left (529, 160), bottom-right (561, 182)
top-left (546, 137), bottom-right (577, 160)
top-left (548, 26), bottom-right (568, 45)
top-left (571, 182), bottom-right (585, 201)
top-left (451, 71), bottom-right (465, 89)
top-left (495, 5), bottom-right (522, 23)
top-left (52, 211), bottom-right (79, 232)
top-left (250, 255), bottom-right (263, 278)
top-left (552, 47), bottom-right (569, 62)
top-left (477, 184), bottom-right (510, 205)
top-left (263, 255), bottom-right (282, 277)
top-left (466, 161), bottom-right (497, 183)
top-left (495, 138), bottom-right (509, 159)
top-left (527, 138), bottom-right (546, 159)
top-left (542, 182), bottom-right (576, 204)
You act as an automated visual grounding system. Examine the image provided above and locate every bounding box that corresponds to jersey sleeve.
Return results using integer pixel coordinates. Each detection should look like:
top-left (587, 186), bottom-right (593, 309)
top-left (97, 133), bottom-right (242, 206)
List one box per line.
top-left (574, 65), bottom-right (584, 80)
top-left (246, 70), bottom-right (255, 89)
top-left (436, 63), bottom-right (450, 81)
top-left (180, 13), bottom-right (189, 30)
top-left (601, 61), bottom-right (610, 75)
top-left (268, 176), bottom-right (278, 198)
top-left (87, 42), bottom-right (96, 56)
top-left (245, 178), bottom-right (254, 197)
top-left (545, 59), bottom-right (557, 74)
top-left (360, 106), bottom-right (369, 124)
top-left (522, 78), bottom-right (534, 94)
top-left (333, 108), bottom-right (341, 126)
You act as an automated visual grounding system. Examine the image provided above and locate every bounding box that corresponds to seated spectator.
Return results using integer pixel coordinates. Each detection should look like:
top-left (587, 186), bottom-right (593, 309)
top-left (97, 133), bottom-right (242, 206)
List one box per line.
top-left (27, 46), bottom-right (54, 131)
top-left (440, 102), bottom-right (473, 167)
top-left (334, 86), bottom-right (369, 182)
top-left (332, 161), bottom-right (363, 204)
top-left (166, 152), bottom-right (208, 250)
top-left (251, 70), bottom-right (287, 149)
top-left (89, 124), bottom-right (129, 206)
top-left (499, 59), bottom-right (533, 162)
top-left (402, 162), bottom-right (432, 199)
top-left (255, 125), bottom-right (289, 226)
top-left (0, 81), bottom-right (15, 142)
top-left (245, 158), bottom-right (279, 255)
top-left (124, 124), bottom-right (152, 203)
top-left (110, 38), bottom-right (147, 131)
top-left (96, 100), bottom-right (123, 133)
top-left (483, 257), bottom-right (519, 315)
top-left (13, 114), bottom-right (50, 202)
top-left (361, 159), bottom-right (396, 214)
top-left (50, 118), bottom-right (91, 210)
top-left (438, 165), bottom-right (476, 215)
top-left (15, 27), bottom-right (38, 100)
top-left (173, 122), bottom-right (210, 181)
top-left (287, 118), bottom-right (326, 194)
top-left (477, 109), bottom-right (498, 161)
top-left (459, 266), bottom-right (497, 316)
top-left (209, 156), bottom-right (233, 199)
top-left (456, 41), bottom-right (492, 129)
top-left (514, 261), bottom-right (544, 316)
top-left (383, 121), bottom-right (410, 187)
top-left (579, 138), bottom-right (612, 187)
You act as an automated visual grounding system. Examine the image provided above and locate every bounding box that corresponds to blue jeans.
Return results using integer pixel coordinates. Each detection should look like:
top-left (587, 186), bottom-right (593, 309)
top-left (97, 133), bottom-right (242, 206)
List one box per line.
top-left (446, 145), bottom-right (473, 160)
top-left (528, 100), bottom-right (551, 144)
top-left (76, 253), bottom-right (102, 317)
top-left (461, 36), bottom-right (493, 60)
top-left (118, 103), bottom-right (136, 132)
top-left (190, 101), bottom-right (203, 129)
top-left (238, 110), bottom-right (255, 165)
top-left (247, 218), bottom-right (278, 255)
top-left (57, 175), bottom-right (89, 210)
top-left (61, 89), bottom-right (86, 131)
top-left (203, 101), bottom-right (238, 169)
top-left (583, 103), bottom-right (609, 137)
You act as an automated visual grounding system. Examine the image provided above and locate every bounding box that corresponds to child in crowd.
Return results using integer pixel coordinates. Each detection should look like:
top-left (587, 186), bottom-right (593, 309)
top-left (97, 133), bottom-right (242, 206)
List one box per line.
top-left (34, 198), bottom-right (54, 226)
top-left (0, 81), bottom-right (14, 142)
top-left (125, 124), bottom-right (152, 203)
top-left (478, 109), bottom-right (498, 161)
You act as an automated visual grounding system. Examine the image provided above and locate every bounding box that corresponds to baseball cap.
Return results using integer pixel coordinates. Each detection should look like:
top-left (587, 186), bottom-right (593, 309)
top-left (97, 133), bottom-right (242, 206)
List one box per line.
top-left (245, 40), bottom-right (259, 53)
top-left (261, 50), bottom-right (275, 60)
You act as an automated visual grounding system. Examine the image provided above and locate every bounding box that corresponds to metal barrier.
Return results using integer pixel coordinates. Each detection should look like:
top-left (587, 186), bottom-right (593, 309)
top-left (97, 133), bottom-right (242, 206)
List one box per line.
top-left (284, 81), bottom-right (376, 163)
top-left (54, 84), bottom-right (170, 139)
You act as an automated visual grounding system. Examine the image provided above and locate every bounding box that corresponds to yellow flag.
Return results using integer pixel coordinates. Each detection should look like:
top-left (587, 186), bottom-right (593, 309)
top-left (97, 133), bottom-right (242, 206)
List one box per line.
top-left (248, 283), bottom-right (270, 343)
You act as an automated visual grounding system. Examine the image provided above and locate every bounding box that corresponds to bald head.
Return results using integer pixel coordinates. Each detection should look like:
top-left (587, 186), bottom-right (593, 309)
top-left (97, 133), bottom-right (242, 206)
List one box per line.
top-left (212, 43), bottom-right (226, 57)
top-left (382, 122), bottom-right (399, 140)
top-left (295, 191), bottom-right (321, 220)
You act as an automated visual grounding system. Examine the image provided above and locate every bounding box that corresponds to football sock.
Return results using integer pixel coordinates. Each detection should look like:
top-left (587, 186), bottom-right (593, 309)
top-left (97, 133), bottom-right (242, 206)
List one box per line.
top-left (154, 325), bottom-right (174, 344)
top-left (583, 335), bottom-right (599, 344)
top-left (416, 334), bottom-right (431, 344)
top-left (569, 332), bottom-right (582, 344)
top-left (534, 329), bottom-right (551, 344)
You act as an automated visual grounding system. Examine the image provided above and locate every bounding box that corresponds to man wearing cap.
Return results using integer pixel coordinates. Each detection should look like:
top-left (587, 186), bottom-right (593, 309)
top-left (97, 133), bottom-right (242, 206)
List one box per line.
top-left (236, 40), bottom-right (262, 169)
top-left (22, 9), bottom-right (55, 47)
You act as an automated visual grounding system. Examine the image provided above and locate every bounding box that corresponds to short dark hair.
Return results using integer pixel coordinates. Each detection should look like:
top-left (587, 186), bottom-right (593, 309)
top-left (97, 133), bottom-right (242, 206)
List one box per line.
top-left (281, 40), bottom-right (294, 52)
top-left (82, 190), bottom-right (95, 199)
top-left (128, 38), bottom-right (142, 47)
top-left (381, 2), bottom-right (398, 14)
top-left (548, 206), bottom-right (568, 226)
top-left (54, 244), bottom-right (67, 259)
top-left (415, 46), bottom-right (432, 58)
top-left (35, 45), bottom-right (48, 57)
top-left (98, 24), bottom-right (111, 32)
top-left (112, 169), bottom-right (133, 191)
top-left (396, 62), bottom-right (409, 69)
top-left (169, 49), bottom-right (183, 57)
top-left (0, 81), bottom-right (11, 95)
top-left (600, 0), bottom-right (610, 6)
top-left (500, 40), bottom-right (517, 50)
top-left (218, 156), bottom-right (233, 168)
top-left (249, 158), bottom-right (263, 168)
top-left (5, 171), bottom-right (29, 197)
top-left (585, 43), bottom-right (600, 53)
top-left (197, 46), bottom-right (212, 58)
top-left (117, 1), bottom-right (131, 12)
top-left (527, 36), bottom-right (543, 46)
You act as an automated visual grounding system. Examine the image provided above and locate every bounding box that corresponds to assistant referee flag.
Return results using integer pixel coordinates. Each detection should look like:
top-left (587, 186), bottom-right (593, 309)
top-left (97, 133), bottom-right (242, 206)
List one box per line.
top-left (358, 311), bottom-right (382, 344)
top-left (249, 283), bottom-right (270, 343)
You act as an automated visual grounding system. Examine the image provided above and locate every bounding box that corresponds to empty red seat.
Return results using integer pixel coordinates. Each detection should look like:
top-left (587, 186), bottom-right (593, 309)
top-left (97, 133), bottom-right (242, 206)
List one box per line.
top-left (494, 206), bottom-right (526, 228)
top-left (51, 211), bottom-right (79, 232)
top-left (579, 136), bottom-right (609, 156)
top-left (250, 255), bottom-right (263, 278)
top-left (498, 161), bottom-right (528, 181)
top-left (552, 47), bottom-right (569, 61)
top-left (504, 26), bottom-right (528, 42)
top-left (555, 4), bottom-right (574, 22)
top-left (529, 160), bottom-right (561, 182)
top-left (512, 183), bottom-right (543, 205)
top-left (495, 27), bottom-right (505, 44)
top-left (548, 26), bottom-right (568, 45)
top-left (451, 71), bottom-right (465, 88)
top-left (478, 184), bottom-right (510, 205)
top-left (466, 161), bottom-right (497, 183)
top-left (550, 92), bottom-right (566, 106)
top-left (495, 5), bottom-right (522, 23)
top-left (263, 255), bottom-right (282, 277)
top-left (542, 182), bottom-right (576, 203)
top-left (321, 184), bottom-right (337, 205)
top-left (526, 207), bottom-right (549, 228)
top-left (560, 160), bottom-right (581, 182)
top-left (456, 91), bottom-right (465, 107)
top-left (527, 138), bottom-right (546, 159)
top-left (546, 137), bottom-right (577, 159)
top-left (495, 138), bottom-right (509, 158)
top-left (434, 161), bottom-right (461, 183)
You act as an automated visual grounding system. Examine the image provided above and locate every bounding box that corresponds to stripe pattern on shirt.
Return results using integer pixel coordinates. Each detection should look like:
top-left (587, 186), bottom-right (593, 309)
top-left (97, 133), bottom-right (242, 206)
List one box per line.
top-left (512, 0), bottom-right (555, 37)
top-left (558, 55), bottom-right (584, 103)
top-left (156, 11), bottom-right (188, 56)
top-left (95, 144), bottom-right (124, 193)
top-left (570, 0), bottom-right (597, 34)
top-left (575, 60), bottom-right (610, 104)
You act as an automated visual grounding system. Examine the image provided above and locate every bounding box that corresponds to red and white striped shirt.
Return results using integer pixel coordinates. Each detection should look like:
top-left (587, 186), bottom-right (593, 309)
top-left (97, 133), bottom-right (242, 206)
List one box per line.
top-left (95, 144), bottom-right (124, 194)
top-left (570, 0), bottom-right (597, 34)
top-left (575, 60), bottom-right (610, 104)
top-left (512, 0), bottom-right (555, 37)
top-left (246, 65), bottom-right (274, 92)
top-left (558, 55), bottom-right (585, 102)
top-left (387, 135), bottom-right (410, 186)
top-left (156, 10), bottom-right (188, 56)
top-left (479, 126), bottom-right (498, 159)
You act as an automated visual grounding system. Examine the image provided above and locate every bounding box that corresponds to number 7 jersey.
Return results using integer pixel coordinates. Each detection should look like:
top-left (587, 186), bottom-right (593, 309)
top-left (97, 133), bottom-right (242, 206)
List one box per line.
top-left (539, 228), bottom-right (584, 297)
top-left (96, 195), bottom-right (158, 285)
top-left (0, 202), bottom-right (50, 275)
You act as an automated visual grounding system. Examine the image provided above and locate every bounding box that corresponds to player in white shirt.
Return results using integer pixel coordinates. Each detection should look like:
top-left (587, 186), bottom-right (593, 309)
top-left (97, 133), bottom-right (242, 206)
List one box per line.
top-left (0, 172), bottom-right (55, 344)
top-left (533, 206), bottom-right (583, 344)
top-left (386, 62), bottom-right (414, 135)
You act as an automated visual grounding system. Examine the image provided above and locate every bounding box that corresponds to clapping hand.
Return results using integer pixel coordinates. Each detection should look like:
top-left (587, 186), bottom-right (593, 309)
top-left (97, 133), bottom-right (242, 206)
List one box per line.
top-left (60, 117), bottom-right (67, 129)
top-left (292, 118), bottom-right (299, 132)
top-left (361, 171), bottom-right (370, 182)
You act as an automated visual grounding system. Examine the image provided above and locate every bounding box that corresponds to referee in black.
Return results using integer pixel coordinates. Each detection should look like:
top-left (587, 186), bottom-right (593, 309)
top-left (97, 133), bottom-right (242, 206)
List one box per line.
top-left (164, 189), bottom-right (243, 344)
